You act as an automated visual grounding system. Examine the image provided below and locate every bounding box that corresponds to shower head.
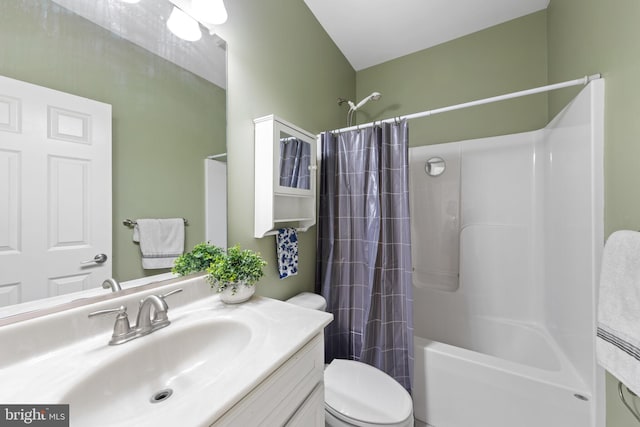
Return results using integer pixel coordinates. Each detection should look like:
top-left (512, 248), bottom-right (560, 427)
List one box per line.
top-left (350, 91), bottom-right (382, 111)
top-left (344, 91), bottom-right (382, 127)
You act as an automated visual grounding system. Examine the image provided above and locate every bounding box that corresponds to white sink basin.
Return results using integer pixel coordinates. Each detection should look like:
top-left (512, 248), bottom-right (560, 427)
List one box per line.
top-left (61, 318), bottom-right (252, 426)
top-left (0, 276), bottom-right (333, 427)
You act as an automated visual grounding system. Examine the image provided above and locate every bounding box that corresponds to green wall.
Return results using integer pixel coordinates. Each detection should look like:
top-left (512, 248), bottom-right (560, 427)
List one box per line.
top-left (217, 0), bottom-right (355, 300)
top-left (547, 1), bottom-right (640, 425)
top-left (356, 11), bottom-right (548, 146)
top-left (548, 0), bottom-right (640, 237)
top-left (0, 1), bottom-right (226, 281)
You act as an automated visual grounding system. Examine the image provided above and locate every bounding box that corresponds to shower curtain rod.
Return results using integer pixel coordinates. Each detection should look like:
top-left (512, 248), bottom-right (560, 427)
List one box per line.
top-left (329, 74), bottom-right (602, 134)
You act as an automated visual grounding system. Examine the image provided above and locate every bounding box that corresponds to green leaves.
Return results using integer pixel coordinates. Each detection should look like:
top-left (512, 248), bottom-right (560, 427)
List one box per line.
top-left (206, 245), bottom-right (267, 290)
top-left (174, 243), bottom-right (267, 294)
top-left (172, 242), bottom-right (225, 276)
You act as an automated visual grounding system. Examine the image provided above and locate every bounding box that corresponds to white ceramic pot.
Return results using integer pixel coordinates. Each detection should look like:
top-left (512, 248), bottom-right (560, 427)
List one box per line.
top-left (219, 282), bottom-right (256, 304)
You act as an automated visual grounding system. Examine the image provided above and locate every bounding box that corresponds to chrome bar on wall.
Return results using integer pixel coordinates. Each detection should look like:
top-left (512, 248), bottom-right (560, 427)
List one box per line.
top-left (122, 218), bottom-right (189, 227)
top-left (619, 381), bottom-right (640, 424)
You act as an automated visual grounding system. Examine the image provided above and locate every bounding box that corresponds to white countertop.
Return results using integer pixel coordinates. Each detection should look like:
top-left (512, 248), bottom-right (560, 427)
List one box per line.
top-left (0, 276), bottom-right (332, 426)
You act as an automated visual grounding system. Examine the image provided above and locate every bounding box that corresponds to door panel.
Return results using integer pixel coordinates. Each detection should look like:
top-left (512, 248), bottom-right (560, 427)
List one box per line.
top-left (0, 75), bottom-right (111, 306)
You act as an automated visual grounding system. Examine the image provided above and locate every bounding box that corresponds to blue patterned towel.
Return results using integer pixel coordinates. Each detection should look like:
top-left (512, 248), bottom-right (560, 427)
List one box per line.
top-left (276, 228), bottom-right (298, 279)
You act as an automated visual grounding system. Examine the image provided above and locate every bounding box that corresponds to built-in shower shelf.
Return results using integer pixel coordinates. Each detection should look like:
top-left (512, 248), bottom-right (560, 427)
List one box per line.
top-left (254, 115), bottom-right (317, 238)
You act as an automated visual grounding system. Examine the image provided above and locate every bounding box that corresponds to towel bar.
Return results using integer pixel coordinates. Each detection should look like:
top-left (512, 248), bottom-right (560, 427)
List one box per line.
top-left (262, 225), bottom-right (311, 236)
top-left (619, 381), bottom-right (640, 424)
top-left (123, 218), bottom-right (189, 227)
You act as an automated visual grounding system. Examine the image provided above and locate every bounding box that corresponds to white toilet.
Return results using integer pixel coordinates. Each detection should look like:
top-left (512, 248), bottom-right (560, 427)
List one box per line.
top-left (286, 292), bottom-right (414, 427)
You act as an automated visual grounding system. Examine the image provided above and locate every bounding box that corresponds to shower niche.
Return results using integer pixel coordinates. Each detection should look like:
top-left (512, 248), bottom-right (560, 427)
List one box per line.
top-left (254, 115), bottom-right (317, 237)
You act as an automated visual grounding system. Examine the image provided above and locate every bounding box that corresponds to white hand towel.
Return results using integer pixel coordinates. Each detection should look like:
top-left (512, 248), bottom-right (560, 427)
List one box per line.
top-left (276, 228), bottom-right (298, 279)
top-left (133, 218), bottom-right (185, 269)
top-left (597, 230), bottom-right (640, 395)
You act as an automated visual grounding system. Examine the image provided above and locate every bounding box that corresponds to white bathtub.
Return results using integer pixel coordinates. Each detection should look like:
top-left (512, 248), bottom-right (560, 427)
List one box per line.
top-left (408, 81), bottom-right (605, 426)
top-left (412, 316), bottom-right (594, 427)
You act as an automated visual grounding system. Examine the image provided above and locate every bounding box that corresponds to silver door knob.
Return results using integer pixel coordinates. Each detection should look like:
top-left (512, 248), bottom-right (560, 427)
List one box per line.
top-left (81, 253), bottom-right (108, 265)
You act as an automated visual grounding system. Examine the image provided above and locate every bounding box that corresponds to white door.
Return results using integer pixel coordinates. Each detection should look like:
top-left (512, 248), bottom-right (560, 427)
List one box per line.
top-left (205, 158), bottom-right (227, 249)
top-left (0, 75), bottom-right (112, 307)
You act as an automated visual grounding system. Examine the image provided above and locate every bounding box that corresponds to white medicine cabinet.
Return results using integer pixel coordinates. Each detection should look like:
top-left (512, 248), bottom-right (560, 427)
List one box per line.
top-left (254, 115), bottom-right (317, 238)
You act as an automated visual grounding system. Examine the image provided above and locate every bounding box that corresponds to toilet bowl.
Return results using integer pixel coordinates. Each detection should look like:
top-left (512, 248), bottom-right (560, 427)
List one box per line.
top-left (286, 292), bottom-right (414, 427)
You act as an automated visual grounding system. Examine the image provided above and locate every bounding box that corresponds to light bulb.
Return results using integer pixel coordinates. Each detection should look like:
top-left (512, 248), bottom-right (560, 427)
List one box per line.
top-left (166, 6), bottom-right (202, 41)
top-left (192, 0), bottom-right (228, 25)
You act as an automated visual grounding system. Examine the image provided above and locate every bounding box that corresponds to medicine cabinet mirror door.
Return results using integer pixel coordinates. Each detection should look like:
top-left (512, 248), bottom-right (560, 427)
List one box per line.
top-left (274, 123), bottom-right (316, 196)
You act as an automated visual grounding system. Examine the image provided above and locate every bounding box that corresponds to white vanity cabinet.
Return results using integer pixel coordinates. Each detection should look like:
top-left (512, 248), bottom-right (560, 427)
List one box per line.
top-left (254, 115), bottom-right (317, 238)
top-left (212, 334), bottom-right (325, 426)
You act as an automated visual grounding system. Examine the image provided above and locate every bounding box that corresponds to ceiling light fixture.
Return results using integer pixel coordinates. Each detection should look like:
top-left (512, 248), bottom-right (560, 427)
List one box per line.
top-left (192, 0), bottom-right (228, 25)
top-left (167, 6), bottom-right (202, 41)
top-left (119, 0), bottom-right (141, 3)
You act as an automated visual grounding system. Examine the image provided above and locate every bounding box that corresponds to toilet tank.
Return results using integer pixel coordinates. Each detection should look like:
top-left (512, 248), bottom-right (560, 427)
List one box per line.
top-left (286, 292), bottom-right (327, 311)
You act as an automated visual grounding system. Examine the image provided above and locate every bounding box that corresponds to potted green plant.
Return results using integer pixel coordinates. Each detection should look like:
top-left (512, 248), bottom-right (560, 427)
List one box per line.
top-left (206, 245), bottom-right (267, 303)
top-left (172, 242), bottom-right (224, 276)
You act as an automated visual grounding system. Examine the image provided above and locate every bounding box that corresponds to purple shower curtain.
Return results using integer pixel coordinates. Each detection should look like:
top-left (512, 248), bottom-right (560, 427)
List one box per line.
top-left (316, 120), bottom-right (414, 391)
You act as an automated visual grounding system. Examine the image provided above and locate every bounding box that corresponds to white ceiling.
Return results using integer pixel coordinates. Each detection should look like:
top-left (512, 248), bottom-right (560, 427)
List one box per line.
top-left (49, 0), bottom-right (227, 88)
top-left (48, 0), bottom-right (549, 87)
top-left (304, 0), bottom-right (550, 71)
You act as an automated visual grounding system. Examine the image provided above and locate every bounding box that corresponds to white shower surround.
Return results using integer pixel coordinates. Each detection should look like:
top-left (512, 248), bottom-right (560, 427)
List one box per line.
top-left (409, 80), bottom-right (604, 427)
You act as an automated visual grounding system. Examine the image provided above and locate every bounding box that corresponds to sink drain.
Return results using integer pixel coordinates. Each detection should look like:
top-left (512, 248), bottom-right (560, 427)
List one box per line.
top-left (150, 388), bottom-right (173, 404)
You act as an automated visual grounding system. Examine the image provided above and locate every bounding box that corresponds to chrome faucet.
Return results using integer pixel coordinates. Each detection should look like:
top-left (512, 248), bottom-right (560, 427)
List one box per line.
top-left (89, 288), bottom-right (183, 345)
top-left (136, 294), bottom-right (170, 335)
top-left (102, 278), bottom-right (122, 293)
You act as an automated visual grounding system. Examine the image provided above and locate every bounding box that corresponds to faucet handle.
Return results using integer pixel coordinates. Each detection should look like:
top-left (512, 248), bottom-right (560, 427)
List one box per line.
top-left (88, 305), bottom-right (127, 317)
top-left (88, 305), bottom-right (133, 344)
top-left (159, 288), bottom-right (183, 300)
top-left (151, 288), bottom-right (183, 323)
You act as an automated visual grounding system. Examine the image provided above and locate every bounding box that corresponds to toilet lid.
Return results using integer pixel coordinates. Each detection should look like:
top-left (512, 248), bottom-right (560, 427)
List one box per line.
top-left (324, 359), bottom-right (412, 425)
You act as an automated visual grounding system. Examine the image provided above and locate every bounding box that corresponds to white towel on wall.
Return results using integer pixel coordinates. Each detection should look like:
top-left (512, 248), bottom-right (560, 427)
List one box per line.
top-left (596, 230), bottom-right (640, 395)
top-left (133, 218), bottom-right (185, 269)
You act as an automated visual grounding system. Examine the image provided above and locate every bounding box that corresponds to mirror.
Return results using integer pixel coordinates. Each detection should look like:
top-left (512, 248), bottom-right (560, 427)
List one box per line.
top-left (279, 132), bottom-right (312, 190)
top-left (0, 0), bottom-right (226, 319)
